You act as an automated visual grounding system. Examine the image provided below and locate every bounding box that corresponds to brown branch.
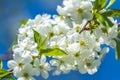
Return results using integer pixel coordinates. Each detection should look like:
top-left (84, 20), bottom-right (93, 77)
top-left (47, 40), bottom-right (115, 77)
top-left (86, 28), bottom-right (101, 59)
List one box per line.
top-left (8, 69), bottom-right (13, 73)
top-left (79, 20), bottom-right (92, 34)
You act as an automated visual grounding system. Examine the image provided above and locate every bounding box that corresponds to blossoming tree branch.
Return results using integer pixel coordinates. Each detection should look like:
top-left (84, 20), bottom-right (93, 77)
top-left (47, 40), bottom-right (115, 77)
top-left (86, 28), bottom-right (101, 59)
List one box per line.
top-left (0, 0), bottom-right (120, 80)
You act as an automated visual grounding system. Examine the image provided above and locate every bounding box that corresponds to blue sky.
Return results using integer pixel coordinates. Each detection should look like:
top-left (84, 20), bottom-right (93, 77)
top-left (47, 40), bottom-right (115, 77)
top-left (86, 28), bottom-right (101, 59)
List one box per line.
top-left (0, 0), bottom-right (120, 80)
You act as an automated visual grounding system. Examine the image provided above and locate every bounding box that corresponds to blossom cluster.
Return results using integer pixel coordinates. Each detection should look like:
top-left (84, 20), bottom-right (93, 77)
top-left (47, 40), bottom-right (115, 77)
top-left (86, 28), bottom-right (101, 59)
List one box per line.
top-left (7, 0), bottom-right (118, 80)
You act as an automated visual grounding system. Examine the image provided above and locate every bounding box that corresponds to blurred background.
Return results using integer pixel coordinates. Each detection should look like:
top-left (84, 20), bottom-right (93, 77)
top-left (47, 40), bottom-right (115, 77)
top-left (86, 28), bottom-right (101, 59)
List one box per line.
top-left (0, 0), bottom-right (120, 80)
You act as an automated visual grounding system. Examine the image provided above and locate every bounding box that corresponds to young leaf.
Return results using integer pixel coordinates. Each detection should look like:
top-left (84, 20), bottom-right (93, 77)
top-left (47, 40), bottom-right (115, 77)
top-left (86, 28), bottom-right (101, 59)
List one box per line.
top-left (33, 29), bottom-right (42, 43)
top-left (40, 48), bottom-right (67, 57)
top-left (0, 69), bottom-right (11, 79)
top-left (6, 75), bottom-right (16, 80)
top-left (93, 0), bottom-right (107, 10)
top-left (99, 0), bottom-right (107, 9)
top-left (96, 13), bottom-right (114, 28)
top-left (0, 59), bottom-right (2, 69)
top-left (33, 29), bottom-right (48, 50)
top-left (93, 0), bottom-right (101, 10)
top-left (39, 37), bottom-right (48, 48)
top-left (106, 0), bottom-right (115, 9)
top-left (102, 9), bottom-right (120, 17)
top-left (114, 38), bottom-right (120, 60)
top-left (33, 29), bottom-right (42, 50)
top-left (20, 19), bottom-right (28, 25)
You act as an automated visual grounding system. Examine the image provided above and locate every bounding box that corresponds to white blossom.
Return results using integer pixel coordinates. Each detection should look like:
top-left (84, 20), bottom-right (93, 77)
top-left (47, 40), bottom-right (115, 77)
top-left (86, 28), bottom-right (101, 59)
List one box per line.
top-left (7, 53), bottom-right (33, 77)
top-left (34, 55), bottom-right (51, 79)
top-left (17, 64), bottom-right (39, 80)
top-left (7, 0), bottom-right (119, 79)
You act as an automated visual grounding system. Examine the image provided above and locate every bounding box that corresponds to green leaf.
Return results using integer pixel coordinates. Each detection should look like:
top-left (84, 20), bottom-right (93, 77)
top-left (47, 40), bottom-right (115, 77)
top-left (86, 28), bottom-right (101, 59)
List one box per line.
top-left (39, 37), bottom-right (48, 48)
top-left (106, 0), bottom-right (115, 9)
top-left (33, 29), bottom-right (42, 50)
top-left (0, 69), bottom-right (11, 79)
top-left (40, 48), bottom-right (67, 57)
top-left (0, 59), bottom-right (2, 69)
top-left (20, 19), bottom-right (28, 25)
top-left (102, 9), bottom-right (120, 17)
top-left (33, 29), bottom-right (48, 50)
top-left (93, 0), bottom-right (101, 10)
top-left (96, 13), bottom-right (114, 28)
top-left (33, 29), bottom-right (42, 43)
top-left (114, 38), bottom-right (120, 59)
top-left (99, 0), bottom-right (107, 9)
top-left (93, 0), bottom-right (107, 10)
top-left (6, 75), bottom-right (16, 80)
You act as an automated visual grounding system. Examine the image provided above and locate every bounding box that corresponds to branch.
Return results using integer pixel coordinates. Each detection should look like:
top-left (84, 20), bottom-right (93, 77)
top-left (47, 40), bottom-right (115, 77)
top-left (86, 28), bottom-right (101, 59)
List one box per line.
top-left (79, 20), bottom-right (92, 34)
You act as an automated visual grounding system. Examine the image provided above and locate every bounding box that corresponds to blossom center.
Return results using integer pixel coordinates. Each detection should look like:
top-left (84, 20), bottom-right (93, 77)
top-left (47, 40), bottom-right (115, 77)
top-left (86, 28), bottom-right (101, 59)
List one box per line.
top-left (49, 32), bottom-right (55, 37)
top-left (75, 26), bottom-right (81, 32)
top-left (80, 40), bottom-right (85, 46)
top-left (23, 72), bottom-right (29, 78)
top-left (77, 8), bottom-right (83, 13)
top-left (18, 62), bottom-right (24, 68)
top-left (59, 60), bottom-right (64, 65)
top-left (39, 65), bottom-right (44, 70)
top-left (74, 52), bottom-right (80, 57)
top-left (24, 45), bottom-right (29, 50)
top-left (86, 62), bottom-right (91, 67)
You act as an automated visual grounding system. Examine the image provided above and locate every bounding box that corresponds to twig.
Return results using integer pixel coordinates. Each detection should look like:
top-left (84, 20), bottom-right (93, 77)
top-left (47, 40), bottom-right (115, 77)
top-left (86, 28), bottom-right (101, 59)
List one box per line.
top-left (79, 19), bottom-right (93, 34)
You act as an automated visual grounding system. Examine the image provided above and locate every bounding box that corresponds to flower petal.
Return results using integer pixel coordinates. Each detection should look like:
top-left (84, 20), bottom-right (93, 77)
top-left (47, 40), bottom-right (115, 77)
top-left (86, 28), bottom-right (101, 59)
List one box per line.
top-left (41, 70), bottom-right (49, 79)
top-left (7, 60), bottom-right (17, 69)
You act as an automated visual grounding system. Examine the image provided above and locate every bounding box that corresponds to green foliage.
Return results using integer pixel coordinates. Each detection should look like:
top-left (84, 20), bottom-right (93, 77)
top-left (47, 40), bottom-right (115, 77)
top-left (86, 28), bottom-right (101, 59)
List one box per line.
top-left (33, 29), bottom-right (67, 57)
top-left (33, 29), bottom-right (42, 44)
top-left (114, 38), bottom-right (120, 59)
top-left (0, 60), bottom-right (15, 80)
top-left (102, 9), bottom-right (120, 17)
top-left (20, 19), bottom-right (28, 25)
top-left (106, 0), bottom-right (115, 9)
top-left (95, 13), bottom-right (114, 34)
top-left (93, 0), bottom-right (107, 10)
top-left (40, 48), bottom-right (67, 57)
top-left (0, 59), bottom-right (2, 69)
top-left (92, 0), bottom-right (116, 35)
top-left (95, 13), bottom-right (114, 28)
top-left (93, 0), bottom-right (120, 60)
top-left (6, 75), bottom-right (16, 80)
top-left (33, 29), bottom-right (48, 51)
top-left (113, 27), bottom-right (120, 60)
top-left (39, 37), bottom-right (47, 48)
top-left (100, 0), bottom-right (107, 9)
top-left (93, 0), bottom-right (116, 12)
top-left (0, 69), bottom-right (11, 79)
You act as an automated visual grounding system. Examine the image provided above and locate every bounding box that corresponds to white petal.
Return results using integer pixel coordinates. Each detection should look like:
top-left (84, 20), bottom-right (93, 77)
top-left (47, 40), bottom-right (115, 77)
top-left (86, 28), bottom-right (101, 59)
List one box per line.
top-left (17, 77), bottom-right (35, 80)
top-left (50, 60), bottom-right (59, 66)
top-left (34, 58), bottom-right (40, 67)
top-left (53, 69), bottom-right (61, 75)
top-left (13, 67), bottom-right (22, 77)
top-left (13, 53), bottom-right (22, 62)
top-left (87, 67), bottom-right (97, 75)
top-left (60, 65), bottom-right (66, 71)
top-left (23, 54), bottom-right (32, 63)
top-left (7, 60), bottom-right (17, 69)
top-left (17, 77), bottom-right (25, 80)
top-left (78, 65), bottom-right (87, 74)
top-left (44, 63), bottom-right (51, 71)
top-left (31, 68), bottom-right (40, 76)
top-left (41, 70), bottom-right (49, 79)
top-left (40, 55), bottom-right (46, 64)
top-left (23, 64), bottom-right (33, 72)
